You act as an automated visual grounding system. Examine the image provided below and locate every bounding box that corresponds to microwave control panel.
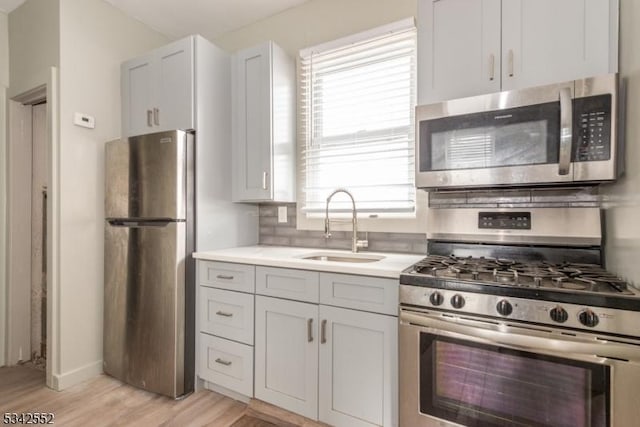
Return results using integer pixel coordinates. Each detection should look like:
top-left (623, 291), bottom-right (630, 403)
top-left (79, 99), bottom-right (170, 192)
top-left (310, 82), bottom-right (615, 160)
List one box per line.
top-left (572, 94), bottom-right (612, 162)
top-left (478, 212), bottom-right (531, 230)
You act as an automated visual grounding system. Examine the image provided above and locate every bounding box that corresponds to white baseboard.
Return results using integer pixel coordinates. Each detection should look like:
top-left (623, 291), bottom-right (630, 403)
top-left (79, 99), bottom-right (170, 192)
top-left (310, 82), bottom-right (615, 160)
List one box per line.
top-left (204, 381), bottom-right (251, 403)
top-left (51, 360), bottom-right (103, 390)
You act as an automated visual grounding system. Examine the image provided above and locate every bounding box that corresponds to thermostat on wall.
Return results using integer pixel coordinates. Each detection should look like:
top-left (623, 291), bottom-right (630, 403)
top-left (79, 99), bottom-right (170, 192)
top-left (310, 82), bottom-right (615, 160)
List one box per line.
top-left (74, 112), bottom-right (95, 129)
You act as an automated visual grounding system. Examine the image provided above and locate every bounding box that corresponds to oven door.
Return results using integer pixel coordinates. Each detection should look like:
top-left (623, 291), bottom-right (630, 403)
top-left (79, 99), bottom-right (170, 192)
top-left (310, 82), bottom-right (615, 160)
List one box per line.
top-left (399, 309), bottom-right (640, 427)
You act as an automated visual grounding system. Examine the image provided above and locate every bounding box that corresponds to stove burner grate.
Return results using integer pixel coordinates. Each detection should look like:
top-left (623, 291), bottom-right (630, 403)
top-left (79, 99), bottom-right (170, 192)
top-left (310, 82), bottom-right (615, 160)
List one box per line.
top-left (411, 255), bottom-right (631, 295)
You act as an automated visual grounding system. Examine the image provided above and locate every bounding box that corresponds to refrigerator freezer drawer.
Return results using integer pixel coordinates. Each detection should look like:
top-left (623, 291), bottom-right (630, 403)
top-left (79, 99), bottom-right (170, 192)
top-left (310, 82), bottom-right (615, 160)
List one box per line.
top-left (105, 130), bottom-right (193, 220)
top-left (104, 220), bottom-right (187, 398)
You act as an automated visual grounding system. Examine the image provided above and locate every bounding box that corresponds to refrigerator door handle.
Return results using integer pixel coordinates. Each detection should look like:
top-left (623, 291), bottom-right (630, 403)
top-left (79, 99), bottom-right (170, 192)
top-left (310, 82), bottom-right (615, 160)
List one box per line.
top-left (107, 219), bottom-right (175, 227)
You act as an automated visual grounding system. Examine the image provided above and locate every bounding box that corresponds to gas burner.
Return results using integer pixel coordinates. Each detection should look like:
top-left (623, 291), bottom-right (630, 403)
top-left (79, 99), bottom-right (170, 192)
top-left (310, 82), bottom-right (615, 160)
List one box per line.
top-left (493, 269), bottom-right (519, 285)
top-left (409, 254), bottom-right (633, 297)
top-left (552, 276), bottom-right (596, 291)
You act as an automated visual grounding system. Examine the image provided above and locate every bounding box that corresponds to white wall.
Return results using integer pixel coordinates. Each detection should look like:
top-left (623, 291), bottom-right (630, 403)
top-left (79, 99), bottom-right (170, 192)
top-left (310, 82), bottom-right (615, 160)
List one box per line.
top-left (7, 0), bottom-right (59, 98)
top-left (213, 0), bottom-right (417, 56)
top-left (54, 0), bottom-right (167, 388)
top-left (0, 10), bottom-right (9, 367)
top-left (602, 0), bottom-right (640, 286)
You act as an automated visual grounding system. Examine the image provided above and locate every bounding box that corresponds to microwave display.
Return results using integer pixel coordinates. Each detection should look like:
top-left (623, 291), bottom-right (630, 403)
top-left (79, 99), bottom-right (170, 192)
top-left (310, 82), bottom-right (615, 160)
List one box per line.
top-left (573, 94), bottom-right (612, 162)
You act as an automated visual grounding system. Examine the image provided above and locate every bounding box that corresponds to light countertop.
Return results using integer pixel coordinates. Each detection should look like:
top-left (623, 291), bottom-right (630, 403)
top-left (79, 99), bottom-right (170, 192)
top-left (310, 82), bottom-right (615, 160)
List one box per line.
top-left (193, 245), bottom-right (424, 279)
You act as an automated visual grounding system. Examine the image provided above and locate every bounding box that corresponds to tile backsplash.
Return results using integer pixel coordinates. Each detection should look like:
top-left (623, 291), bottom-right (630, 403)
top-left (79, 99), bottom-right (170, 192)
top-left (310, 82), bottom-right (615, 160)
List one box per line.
top-left (259, 204), bottom-right (427, 254)
top-left (428, 186), bottom-right (600, 209)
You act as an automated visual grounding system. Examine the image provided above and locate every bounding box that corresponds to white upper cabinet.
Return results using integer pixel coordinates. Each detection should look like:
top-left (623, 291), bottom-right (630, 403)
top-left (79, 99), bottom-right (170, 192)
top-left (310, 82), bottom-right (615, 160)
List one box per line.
top-left (501, 0), bottom-right (617, 91)
top-left (418, 0), bottom-right (501, 104)
top-left (232, 41), bottom-right (296, 203)
top-left (418, 0), bottom-right (619, 104)
top-left (122, 36), bottom-right (194, 137)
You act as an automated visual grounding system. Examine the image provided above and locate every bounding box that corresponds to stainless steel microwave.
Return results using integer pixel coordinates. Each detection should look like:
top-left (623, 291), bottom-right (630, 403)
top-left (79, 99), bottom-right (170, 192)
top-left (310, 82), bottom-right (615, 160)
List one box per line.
top-left (415, 74), bottom-right (620, 189)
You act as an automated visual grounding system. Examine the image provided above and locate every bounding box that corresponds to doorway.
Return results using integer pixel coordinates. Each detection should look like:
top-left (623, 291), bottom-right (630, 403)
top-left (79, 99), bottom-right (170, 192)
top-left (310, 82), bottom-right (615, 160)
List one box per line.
top-left (6, 90), bottom-right (47, 368)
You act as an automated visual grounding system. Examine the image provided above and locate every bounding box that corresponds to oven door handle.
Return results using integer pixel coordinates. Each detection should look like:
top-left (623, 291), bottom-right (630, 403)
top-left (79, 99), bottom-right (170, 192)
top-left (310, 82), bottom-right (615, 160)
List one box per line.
top-left (401, 311), bottom-right (640, 363)
top-left (558, 86), bottom-right (573, 176)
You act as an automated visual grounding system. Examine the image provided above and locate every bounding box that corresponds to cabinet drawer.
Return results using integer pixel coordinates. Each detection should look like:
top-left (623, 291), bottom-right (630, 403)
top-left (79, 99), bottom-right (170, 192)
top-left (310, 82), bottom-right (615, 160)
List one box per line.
top-left (256, 267), bottom-right (319, 303)
top-left (199, 287), bottom-right (254, 345)
top-left (199, 261), bottom-right (255, 293)
top-left (198, 334), bottom-right (253, 398)
top-left (320, 273), bottom-right (398, 316)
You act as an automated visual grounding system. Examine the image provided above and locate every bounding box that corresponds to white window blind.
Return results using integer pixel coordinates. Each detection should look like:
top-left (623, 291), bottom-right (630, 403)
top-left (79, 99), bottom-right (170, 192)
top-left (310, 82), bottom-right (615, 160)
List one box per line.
top-left (300, 20), bottom-right (417, 216)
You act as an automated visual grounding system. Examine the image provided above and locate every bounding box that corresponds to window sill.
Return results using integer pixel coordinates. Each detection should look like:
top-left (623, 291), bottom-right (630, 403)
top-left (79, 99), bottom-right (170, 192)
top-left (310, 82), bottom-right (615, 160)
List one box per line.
top-left (296, 190), bottom-right (428, 234)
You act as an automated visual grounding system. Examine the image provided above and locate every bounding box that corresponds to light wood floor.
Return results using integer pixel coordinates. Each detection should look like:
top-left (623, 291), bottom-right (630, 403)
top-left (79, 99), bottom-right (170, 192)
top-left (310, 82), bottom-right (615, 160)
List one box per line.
top-left (0, 364), bottom-right (324, 427)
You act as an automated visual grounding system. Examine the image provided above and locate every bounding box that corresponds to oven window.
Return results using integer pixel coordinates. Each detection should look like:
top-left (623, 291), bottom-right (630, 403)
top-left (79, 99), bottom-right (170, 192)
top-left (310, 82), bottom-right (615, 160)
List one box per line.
top-left (420, 334), bottom-right (610, 427)
top-left (419, 101), bottom-right (560, 172)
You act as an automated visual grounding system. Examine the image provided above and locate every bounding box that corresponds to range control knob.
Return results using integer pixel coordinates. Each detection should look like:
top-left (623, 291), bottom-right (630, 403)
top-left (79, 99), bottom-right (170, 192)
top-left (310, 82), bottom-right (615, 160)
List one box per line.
top-left (429, 291), bottom-right (444, 306)
top-left (496, 300), bottom-right (513, 316)
top-left (579, 309), bottom-right (599, 328)
top-left (451, 294), bottom-right (465, 309)
top-left (550, 306), bottom-right (569, 323)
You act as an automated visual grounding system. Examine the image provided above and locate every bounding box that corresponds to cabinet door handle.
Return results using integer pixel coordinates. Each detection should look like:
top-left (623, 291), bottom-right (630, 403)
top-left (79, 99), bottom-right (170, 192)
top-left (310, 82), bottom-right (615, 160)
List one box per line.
top-left (215, 358), bottom-right (232, 366)
top-left (215, 311), bottom-right (233, 318)
top-left (507, 49), bottom-right (514, 77)
top-left (262, 171), bottom-right (268, 190)
top-left (153, 108), bottom-right (160, 126)
top-left (216, 274), bottom-right (234, 280)
top-left (147, 110), bottom-right (153, 127)
top-left (489, 53), bottom-right (495, 81)
top-left (307, 318), bottom-right (313, 342)
top-left (321, 319), bottom-right (327, 344)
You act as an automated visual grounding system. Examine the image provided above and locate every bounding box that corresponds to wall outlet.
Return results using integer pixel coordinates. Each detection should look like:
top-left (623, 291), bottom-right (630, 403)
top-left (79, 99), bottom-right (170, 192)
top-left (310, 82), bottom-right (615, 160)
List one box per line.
top-left (278, 206), bottom-right (288, 223)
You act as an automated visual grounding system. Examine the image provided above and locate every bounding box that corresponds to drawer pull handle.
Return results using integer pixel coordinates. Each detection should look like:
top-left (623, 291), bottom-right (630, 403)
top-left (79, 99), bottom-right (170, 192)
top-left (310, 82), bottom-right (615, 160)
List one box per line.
top-left (215, 358), bottom-right (232, 366)
top-left (321, 319), bottom-right (327, 344)
top-left (307, 318), bottom-right (313, 342)
top-left (216, 274), bottom-right (234, 280)
top-left (215, 311), bottom-right (233, 318)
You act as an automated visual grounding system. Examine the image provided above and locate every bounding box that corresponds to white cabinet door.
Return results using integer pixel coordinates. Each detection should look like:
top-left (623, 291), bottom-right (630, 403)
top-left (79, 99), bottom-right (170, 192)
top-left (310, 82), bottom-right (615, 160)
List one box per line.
top-left (319, 306), bottom-right (398, 427)
top-left (232, 42), bottom-right (273, 201)
top-left (154, 37), bottom-right (194, 133)
top-left (122, 55), bottom-right (155, 137)
top-left (502, 0), bottom-right (617, 91)
top-left (418, 0), bottom-right (501, 104)
top-left (121, 36), bottom-right (194, 137)
top-left (254, 295), bottom-right (319, 420)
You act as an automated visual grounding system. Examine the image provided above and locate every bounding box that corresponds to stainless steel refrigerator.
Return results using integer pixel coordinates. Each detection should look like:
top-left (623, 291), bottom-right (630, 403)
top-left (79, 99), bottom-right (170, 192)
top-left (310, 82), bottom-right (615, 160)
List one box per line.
top-left (103, 130), bottom-right (195, 398)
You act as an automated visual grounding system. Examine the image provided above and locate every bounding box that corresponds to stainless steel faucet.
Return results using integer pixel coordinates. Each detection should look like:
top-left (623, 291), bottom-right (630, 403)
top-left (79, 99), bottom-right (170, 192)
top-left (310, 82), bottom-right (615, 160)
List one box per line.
top-left (324, 188), bottom-right (368, 253)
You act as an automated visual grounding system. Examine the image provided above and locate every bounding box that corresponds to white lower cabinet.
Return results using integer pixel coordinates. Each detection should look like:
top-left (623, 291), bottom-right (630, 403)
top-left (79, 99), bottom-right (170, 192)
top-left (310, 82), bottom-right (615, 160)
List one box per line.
top-left (197, 261), bottom-right (255, 399)
top-left (254, 295), bottom-right (398, 426)
top-left (198, 261), bottom-right (399, 426)
top-left (199, 333), bottom-right (254, 397)
top-left (319, 305), bottom-right (398, 427)
top-left (254, 295), bottom-right (319, 420)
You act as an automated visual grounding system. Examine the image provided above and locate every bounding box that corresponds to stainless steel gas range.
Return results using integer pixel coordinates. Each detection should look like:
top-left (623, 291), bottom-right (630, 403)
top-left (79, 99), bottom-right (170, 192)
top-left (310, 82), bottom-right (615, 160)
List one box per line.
top-left (399, 208), bottom-right (640, 427)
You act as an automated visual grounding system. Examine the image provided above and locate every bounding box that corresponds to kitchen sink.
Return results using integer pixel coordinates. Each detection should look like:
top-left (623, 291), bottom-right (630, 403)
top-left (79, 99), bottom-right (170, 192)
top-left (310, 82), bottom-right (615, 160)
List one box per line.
top-left (299, 252), bottom-right (385, 263)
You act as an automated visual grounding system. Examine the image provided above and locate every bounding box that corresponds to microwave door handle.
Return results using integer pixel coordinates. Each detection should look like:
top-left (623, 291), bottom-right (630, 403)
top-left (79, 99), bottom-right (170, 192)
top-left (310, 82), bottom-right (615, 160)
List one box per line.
top-left (558, 87), bottom-right (573, 175)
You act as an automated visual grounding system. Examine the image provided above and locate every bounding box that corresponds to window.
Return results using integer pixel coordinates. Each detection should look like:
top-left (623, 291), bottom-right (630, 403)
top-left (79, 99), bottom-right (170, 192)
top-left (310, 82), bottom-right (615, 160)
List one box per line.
top-left (299, 19), bottom-right (417, 220)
